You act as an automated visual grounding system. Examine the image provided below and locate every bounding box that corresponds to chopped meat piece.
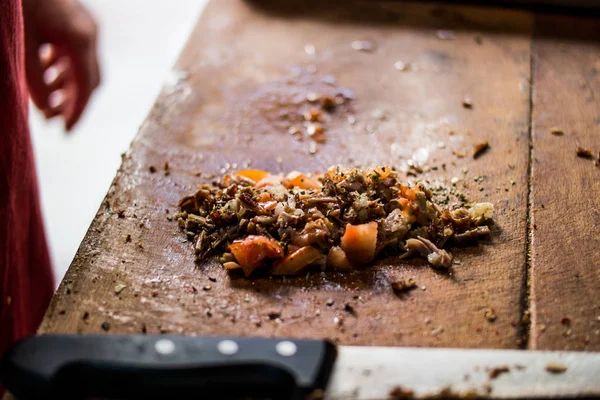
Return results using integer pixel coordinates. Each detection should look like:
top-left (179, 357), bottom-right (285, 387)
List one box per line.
top-left (469, 202), bottom-right (494, 220)
top-left (404, 236), bottom-right (453, 268)
top-left (452, 226), bottom-right (491, 244)
top-left (473, 141), bottom-right (490, 159)
top-left (391, 278), bottom-right (418, 294)
top-left (380, 208), bottom-right (410, 240)
top-left (576, 146), bottom-right (594, 159)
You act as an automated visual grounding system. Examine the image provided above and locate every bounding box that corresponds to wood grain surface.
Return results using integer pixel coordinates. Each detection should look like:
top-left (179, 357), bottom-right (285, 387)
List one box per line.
top-left (37, 0), bottom-right (533, 349)
top-left (528, 15), bottom-right (600, 351)
top-left (34, 0), bottom-right (598, 352)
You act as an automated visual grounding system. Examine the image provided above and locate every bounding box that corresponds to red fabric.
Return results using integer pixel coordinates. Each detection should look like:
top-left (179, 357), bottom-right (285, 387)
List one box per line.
top-left (0, 0), bottom-right (55, 392)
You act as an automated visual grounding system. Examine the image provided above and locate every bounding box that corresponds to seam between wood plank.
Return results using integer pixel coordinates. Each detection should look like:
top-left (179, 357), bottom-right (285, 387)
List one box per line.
top-left (520, 30), bottom-right (536, 350)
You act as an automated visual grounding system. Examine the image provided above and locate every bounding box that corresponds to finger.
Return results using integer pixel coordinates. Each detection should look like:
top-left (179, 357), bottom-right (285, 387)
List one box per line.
top-left (65, 45), bottom-right (99, 130)
top-left (26, 42), bottom-right (51, 112)
top-left (39, 44), bottom-right (67, 69)
top-left (44, 62), bottom-right (72, 92)
top-left (40, 90), bottom-right (68, 119)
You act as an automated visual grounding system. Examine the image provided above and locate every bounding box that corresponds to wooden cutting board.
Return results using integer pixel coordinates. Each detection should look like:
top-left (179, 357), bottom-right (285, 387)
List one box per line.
top-left (38, 0), bottom-right (600, 351)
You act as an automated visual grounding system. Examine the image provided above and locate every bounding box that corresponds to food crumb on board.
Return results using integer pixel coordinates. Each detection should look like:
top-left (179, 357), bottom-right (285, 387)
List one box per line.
top-left (306, 92), bottom-right (319, 102)
top-left (149, 165), bottom-right (157, 173)
top-left (484, 308), bottom-right (497, 322)
top-left (125, 234), bottom-right (131, 243)
top-left (473, 141), bottom-right (490, 159)
top-left (488, 366), bottom-right (510, 379)
top-left (114, 284), bottom-right (127, 295)
top-left (436, 30), bottom-right (456, 40)
top-left (321, 95), bottom-right (336, 110)
top-left (101, 321), bottom-right (110, 331)
top-left (303, 108), bottom-right (322, 122)
top-left (431, 326), bottom-right (444, 336)
top-left (462, 97), bottom-right (473, 109)
top-left (549, 127), bottom-right (564, 136)
top-left (391, 278), bottom-right (418, 294)
top-left (306, 122), bottom-right (324, 137)
top-left (389, 385), bottom-right (415, 399)
top-left (394, 61), bottom-right (410, 71)
top-left (304, 44), bottom-right (316, 56)
top-left (545, 362), bottom-right (568, 374)
top-left (576, 146), bottom-right (594, 159)
top-left (351, 40), bottom-right (375, 52)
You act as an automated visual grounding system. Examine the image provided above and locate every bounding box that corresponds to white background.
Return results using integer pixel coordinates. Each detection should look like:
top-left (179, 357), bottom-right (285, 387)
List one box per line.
top-left (30, 0), bottom-right (209, 284)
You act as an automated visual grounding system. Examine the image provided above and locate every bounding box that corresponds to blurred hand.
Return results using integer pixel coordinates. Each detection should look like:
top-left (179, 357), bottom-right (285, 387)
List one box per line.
top-left (23, 0), bottom-right (101, 131)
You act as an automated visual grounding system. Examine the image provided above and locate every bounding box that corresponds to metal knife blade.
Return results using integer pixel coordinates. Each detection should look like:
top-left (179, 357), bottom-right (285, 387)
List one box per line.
top-left (1, 335), bottom-right (599, 399)
top-left (328, 346), bottom-right (600, 399)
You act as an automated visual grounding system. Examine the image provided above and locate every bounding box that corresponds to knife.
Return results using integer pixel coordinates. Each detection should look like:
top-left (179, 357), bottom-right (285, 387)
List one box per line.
top-left (1, 335), bottom-right (599, 400)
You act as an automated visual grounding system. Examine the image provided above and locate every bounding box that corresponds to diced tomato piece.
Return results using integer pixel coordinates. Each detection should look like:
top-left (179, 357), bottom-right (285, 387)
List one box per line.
top-left (283, 171), bottom-right (322, 190)
top-left (340, 221), bottom-right (378, 265)
top-left (326, 246), bottom-right (354, 271)
top-left (271, 246), bottom-right (323, 276)
top-left (234, 169), bottom-right (270, 183)
top-left (228, 236), bottom-right (283, 277)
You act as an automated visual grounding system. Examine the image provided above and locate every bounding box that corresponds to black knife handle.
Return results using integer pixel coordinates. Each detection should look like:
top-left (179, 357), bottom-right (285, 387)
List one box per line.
top-left (0, 335), bottom-right (337, 400)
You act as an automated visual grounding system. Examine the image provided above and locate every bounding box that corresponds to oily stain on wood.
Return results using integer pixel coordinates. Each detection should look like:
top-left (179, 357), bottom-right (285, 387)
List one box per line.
top-left (39, 0), bottom-right (535, 348)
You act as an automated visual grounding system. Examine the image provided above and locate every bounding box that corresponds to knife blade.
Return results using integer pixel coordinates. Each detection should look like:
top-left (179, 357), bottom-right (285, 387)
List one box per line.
top-left (1, 335), bottom-right (599, 400)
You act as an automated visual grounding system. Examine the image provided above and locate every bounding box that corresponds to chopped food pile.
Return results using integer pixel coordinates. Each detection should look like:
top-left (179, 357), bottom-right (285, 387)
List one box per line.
top-left (175, 166), bottom-right (494, 277)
